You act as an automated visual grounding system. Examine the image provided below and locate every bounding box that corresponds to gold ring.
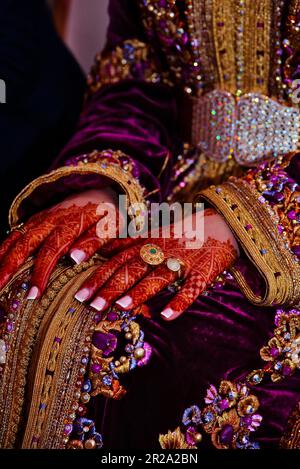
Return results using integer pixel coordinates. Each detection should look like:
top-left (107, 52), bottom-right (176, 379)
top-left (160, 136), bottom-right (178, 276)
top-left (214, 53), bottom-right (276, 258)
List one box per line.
top-left (166, 257), bottom-right (184, 277)
top-left (140, 244), bottom-right (165, 265)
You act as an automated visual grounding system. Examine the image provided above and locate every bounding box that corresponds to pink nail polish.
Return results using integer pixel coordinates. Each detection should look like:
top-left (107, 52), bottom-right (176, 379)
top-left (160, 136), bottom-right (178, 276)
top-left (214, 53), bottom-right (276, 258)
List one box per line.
top-left (75, 288), bottom-right (91, 303)
top-left (70, 249), bottom-right (87, 264)
top-left (90, 297), bottom-right (107, 312)
top-left (26, 286), bottom-right (40, 300)
top-left (161, 307), bottom-right (174, 320)
top-left (115, 295), bottom-right (133, 309)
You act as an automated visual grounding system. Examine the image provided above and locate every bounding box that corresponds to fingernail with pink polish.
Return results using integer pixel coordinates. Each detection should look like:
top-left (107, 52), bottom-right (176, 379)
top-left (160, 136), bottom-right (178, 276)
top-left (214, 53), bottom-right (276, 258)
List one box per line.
top-left (161, 307), bottom-right (175, 320)
top-left (90, 296), bottom-right (107, 311)
top-left (70, 249), bottom-right (87, 264)
top-left (75, 288), bottom-right (91, 303)
top-left (27, 286), bottom-right (40, 300)
top-left (115, 295), bottom-right (133, 309)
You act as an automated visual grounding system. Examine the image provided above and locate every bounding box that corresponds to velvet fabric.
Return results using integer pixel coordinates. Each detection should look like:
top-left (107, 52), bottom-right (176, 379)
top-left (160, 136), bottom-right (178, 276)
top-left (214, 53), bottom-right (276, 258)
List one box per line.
top-left (51, 0), bottom-right (300, 448)
top-left (93, 278), bottom-right (300, 449)
top-left (4, 0), bottom-right (298, 448)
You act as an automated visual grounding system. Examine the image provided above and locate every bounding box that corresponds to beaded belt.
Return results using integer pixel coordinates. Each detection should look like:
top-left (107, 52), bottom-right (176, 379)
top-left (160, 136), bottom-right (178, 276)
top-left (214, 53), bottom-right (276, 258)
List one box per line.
top-left (190, 90), bottom-right (299, 167)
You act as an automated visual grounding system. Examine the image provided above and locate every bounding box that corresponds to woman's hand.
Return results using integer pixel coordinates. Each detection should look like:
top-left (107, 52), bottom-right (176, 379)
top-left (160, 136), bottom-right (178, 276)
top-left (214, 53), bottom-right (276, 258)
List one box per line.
top-left (0, 188), bottom-right (123, 297)
top-left (74, 208), bottom-right (239, 321)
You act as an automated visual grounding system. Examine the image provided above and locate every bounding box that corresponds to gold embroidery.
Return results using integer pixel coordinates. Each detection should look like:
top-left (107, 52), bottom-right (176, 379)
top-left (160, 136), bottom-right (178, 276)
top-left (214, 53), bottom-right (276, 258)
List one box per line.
top-left (87, 39), bottom-right (172, 94)
top-left (212, 0), bottom-right (236, 93)
top-left (9, 150), bottom-right (146, 229)
top-left (198, 179), bottom-right (300, 307)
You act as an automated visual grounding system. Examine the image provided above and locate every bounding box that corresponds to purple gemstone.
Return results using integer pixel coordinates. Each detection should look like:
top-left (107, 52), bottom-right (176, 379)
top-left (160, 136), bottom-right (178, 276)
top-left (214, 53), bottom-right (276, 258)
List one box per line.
top-left (6, 322), bottom-right (14, 333)
top-left (92, 331), bottom-right (117, 356)
top-left (91, 363), bottom-right (101, 373)
top-left (106, 311), bottom-right (119, 322)
top-left (186, 427), bottom-right (197, 446)
top-left (292, 245), bottom-right (300, 257)
top-left (277, 224), bottom-right (284, 234)
top-left (270, 346), bottom-right (280, 358)
top-left (12, 300), bottom-right (19, 310)
top-left (243, 416), bottom-right (253, 426)
top-left (64, 424), bottom-right (73, 435)
top-left (282, 365), bottom-right (293, 377)
top-left (219, 424), bottom-right (234, 445)
top-left (220, 399), bottom-right (230, 410)
top-left (287, 210), bottom-right (297, 220)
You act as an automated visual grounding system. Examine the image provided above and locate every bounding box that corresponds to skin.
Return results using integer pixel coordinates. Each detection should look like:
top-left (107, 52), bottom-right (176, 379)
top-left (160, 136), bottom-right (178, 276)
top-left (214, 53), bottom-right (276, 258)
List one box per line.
top-left (0, 189), bottom-right (239, 320)
top-left (74, 204), bottom-right (239, 321)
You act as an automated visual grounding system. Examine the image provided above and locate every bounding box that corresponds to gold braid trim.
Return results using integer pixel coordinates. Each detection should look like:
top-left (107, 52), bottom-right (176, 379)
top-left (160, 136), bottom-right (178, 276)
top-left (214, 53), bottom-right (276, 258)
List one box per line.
top-left (198, 179), bottom-right (300, 307)
top-left (280, 402), bottom-right (300, 449)
top-left (23, 262), bottom-right (101, 448)
top-left (87, 39), bottom-right (173, 95)
top-left (9, 150), bottom-right (146, 229)
top-left (0, 257), bottom-right (98, 448)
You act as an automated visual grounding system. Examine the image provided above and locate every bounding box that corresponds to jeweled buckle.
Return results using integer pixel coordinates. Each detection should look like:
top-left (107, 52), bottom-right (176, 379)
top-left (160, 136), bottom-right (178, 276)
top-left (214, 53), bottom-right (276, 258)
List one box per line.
top-left (192, 91), bottom-right (299, 166)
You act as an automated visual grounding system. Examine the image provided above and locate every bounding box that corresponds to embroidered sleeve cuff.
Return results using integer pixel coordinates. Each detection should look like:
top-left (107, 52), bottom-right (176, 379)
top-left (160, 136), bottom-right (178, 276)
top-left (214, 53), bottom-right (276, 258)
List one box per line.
top-left (198, 172), bottom-right (300, 308)
top-left (87, 39), bottom-right (173, 95)
top-left (9, 150), bottom-right (146, 229)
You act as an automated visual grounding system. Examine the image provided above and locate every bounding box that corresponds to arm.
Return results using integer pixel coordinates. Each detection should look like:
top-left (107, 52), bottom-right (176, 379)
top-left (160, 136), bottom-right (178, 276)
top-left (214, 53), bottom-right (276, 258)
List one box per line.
top-left (0, 0), bottom-right (179, 296)
top-left (9, 0), bottom-right (178, 226)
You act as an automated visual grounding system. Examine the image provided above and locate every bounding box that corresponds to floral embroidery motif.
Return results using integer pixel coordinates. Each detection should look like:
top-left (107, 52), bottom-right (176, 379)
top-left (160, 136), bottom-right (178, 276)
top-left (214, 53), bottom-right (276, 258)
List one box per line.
top-left (87, 39), bottom-right (172, 94)
top-left (248, 308), bottom-right (300, 384)
top-left (244, 158), bottom-right (300, 260)
top-left (67, 418), bottom-right (103, 450)
top-left (159, 427), bottom-right (198, 449)
top-left (88, 308), bottom-right (152, 400)
top-left (159, 381), bottom-right (261, 450)
top-left (65, 307), bottom-right (152, 449)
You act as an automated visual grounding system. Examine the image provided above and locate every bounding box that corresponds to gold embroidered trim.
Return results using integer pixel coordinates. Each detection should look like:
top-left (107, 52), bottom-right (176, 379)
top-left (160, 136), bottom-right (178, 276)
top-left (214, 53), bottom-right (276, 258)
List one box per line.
top-left (0, 258), bottom-right (97, 447)
top-left (280, 402), bottom-right (300, 448)
top-left (23, 262), bottom-right (100, 448)
top-left (87, 39), bottom-right (172, 94)
top-left (198, 179), bottom-right (300, 307)
top-left (9, 151), bottom-right (146, 228)
top-left (212, 0), bottom-right (236, 93)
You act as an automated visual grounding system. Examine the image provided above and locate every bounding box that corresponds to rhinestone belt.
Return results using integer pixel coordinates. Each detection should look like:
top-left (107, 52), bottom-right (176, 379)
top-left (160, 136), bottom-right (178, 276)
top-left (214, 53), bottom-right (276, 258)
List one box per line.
top-left (190, 91), bottom-right (299, 166)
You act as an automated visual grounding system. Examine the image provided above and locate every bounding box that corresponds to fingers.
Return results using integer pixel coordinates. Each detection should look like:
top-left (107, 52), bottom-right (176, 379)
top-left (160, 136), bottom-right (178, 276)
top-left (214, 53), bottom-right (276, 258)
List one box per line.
top-left (27, 205), bottom-right (100, 298)
top-left (74, 245), bottom-right (141, 303)
top-left (0, 210), bottom-right (49, 263)
top-left (115, 264), bottom-right (177, 311)
top-left (69, 223), bottom-right (107, 264)
top-left (0, 209), bottom-right (68, 291)
top-left (0, 231), bottom-right (22, 262)
top-left (89, 258), bottom-right (150, 311)
top-left (160, 272), bottom-right (206, 321)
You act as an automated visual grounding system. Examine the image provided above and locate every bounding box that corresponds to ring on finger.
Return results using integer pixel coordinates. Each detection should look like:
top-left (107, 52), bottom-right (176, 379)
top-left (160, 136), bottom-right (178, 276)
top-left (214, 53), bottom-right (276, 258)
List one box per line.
top-left (166, 257), bottom-right (185, 279)
top-left (139, 243), bottom-right (165, 265)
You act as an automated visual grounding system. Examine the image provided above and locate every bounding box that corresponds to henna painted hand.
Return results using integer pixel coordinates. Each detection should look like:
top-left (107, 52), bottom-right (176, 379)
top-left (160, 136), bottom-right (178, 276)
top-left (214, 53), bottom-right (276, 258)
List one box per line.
top-left (0, 188), bottom-right (123, 298)
top-left (75, 209), bottom-right (239, 321)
